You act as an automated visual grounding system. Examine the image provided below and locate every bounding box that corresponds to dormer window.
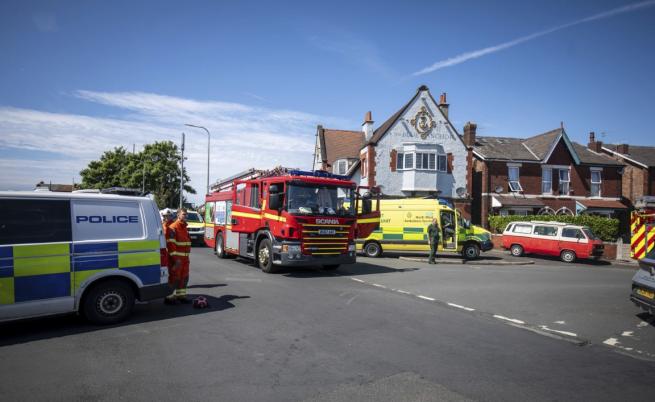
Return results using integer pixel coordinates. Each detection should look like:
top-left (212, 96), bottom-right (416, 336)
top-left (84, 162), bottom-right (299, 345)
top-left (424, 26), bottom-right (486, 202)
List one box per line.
top-left (508, 165), bottom-right (522, 192)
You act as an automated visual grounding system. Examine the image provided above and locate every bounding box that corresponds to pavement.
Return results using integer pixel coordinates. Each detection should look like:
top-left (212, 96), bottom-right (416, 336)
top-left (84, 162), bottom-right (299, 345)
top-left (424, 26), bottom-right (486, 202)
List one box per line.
top-left (0, 246), bottom-right (653, 402)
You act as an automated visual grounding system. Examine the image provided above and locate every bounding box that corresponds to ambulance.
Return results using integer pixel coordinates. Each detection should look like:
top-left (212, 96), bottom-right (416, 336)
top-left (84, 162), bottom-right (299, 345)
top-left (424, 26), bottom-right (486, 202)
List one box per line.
top-left (0, 191), bottom-right (171, 324)
top-left (356, 198), bottom-right (493, 259)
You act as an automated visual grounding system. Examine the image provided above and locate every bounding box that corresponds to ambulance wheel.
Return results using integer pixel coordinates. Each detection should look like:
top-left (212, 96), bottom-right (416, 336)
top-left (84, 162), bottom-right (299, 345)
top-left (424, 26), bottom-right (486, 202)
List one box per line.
top-left (510, 244), bottom-right (524, 257)
top-left (258, 238), bottom-right (277, 273)
top-left (560, 250), bottom-right (576, 263)
top-left (82, 279), bottom-right (135, 325)
top-left (462, 243), bottom-right (480, 260)
top-left (363, 241), bottom-right (382, 258)
top-left (215, 234), bottom-right (226, 259)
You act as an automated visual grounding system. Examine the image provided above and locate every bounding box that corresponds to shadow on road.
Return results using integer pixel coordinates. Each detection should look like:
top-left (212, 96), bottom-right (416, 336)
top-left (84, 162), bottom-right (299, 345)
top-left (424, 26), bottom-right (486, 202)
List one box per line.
top-left (0, 294), bottom-right (250, 347)
top-left (514, 254), bottom-right (613, 266)
top-left (187, 283), bottom-right (228, 289)
top-left (637, 312), bottom-right (655, 327)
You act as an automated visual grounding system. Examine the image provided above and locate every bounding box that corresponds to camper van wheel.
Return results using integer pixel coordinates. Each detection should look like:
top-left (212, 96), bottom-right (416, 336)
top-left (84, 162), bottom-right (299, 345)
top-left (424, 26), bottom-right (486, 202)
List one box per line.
top-left (510, 244), bottom-right (524, 257)
top-left (215, 234), bottom-right (226, 259)
top-left (364, 241), bottom-right (382, 258)
top-left (560, 250), bottom-right (576, 263)
top-left (462, 243), bottom-right (480, 260)
top-left (82, 279), bottom-right (135, 325)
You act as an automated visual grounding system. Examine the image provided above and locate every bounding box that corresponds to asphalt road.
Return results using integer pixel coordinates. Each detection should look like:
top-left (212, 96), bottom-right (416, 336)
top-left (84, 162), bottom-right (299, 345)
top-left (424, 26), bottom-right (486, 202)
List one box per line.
top-left (0, 247), bottom-right (653, 402)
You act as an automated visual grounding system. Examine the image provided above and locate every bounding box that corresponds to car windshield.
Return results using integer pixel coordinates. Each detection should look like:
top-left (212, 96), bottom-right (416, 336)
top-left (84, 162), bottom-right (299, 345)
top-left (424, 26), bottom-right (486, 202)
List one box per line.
top-left (286, 184), bottom-right (355, 216)
top-left (582, 228), bottom-right (599, 240)
top-left (186, 212), bottom-right (203, 223)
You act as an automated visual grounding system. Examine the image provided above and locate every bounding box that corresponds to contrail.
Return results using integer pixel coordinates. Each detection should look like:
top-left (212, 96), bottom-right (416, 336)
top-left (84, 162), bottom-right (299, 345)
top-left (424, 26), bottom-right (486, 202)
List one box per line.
top-left (412, 0), bottom-right (655, 76)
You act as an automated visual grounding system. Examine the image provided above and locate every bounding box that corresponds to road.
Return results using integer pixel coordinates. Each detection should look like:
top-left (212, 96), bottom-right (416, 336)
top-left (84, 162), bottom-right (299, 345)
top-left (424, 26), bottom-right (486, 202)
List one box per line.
top-left (0, 247), bottom-right (653, 402)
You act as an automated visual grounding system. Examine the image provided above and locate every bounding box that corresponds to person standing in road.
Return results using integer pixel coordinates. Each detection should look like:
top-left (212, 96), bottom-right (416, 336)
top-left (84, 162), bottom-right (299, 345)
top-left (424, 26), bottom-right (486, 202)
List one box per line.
top-left (167, 208), bottom-right (192, 304)
top-left (427, 218), bottom-right (441, 264)
top-left (161, 209), bottom-right (178, 305)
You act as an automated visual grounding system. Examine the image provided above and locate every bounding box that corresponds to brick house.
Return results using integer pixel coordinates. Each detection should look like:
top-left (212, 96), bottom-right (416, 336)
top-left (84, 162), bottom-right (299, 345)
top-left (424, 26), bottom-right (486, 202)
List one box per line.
top-left (313, 85), bottom-right (473, 217)
top-left (588, 133), bottom-right (655, 204)
top-left (470, 126), bottom-right (627, 229)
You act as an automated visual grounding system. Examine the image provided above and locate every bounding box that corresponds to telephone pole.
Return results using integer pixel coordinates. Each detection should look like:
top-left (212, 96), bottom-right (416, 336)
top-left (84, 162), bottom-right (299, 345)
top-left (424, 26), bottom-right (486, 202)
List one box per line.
top-left (179, 132), bottom-right (185, 208)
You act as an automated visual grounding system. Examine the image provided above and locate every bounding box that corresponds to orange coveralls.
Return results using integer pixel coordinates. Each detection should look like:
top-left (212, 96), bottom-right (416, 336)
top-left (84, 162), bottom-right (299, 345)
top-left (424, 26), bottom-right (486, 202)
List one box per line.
top-left (167, 219), bottom-right (191, 299)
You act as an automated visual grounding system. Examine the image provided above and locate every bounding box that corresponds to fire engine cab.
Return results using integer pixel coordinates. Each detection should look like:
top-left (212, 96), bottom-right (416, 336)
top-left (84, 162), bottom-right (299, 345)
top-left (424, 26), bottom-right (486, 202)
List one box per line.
top-left (204, 169), bottom-right (379, 273)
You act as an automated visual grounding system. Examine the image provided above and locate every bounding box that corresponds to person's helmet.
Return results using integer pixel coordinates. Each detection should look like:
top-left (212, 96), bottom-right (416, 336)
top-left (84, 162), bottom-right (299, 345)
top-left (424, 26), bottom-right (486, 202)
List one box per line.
top-left (193, 296), bottom-right (209, 309)
top-left (160, 208), bottom-right (174, 219)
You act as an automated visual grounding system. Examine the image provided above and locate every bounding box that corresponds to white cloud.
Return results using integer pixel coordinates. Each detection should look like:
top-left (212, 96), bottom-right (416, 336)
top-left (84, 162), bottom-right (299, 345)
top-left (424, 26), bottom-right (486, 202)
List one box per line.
top-left (413, 0), bottom-right (655, 76)
top-left (0, 91), bottom-right (352, 204)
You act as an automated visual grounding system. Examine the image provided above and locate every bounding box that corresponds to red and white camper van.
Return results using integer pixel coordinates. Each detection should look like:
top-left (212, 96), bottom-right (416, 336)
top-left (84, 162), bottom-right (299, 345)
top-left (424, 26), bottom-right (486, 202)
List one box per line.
top-left (502, 221), bottom-right (604, 263)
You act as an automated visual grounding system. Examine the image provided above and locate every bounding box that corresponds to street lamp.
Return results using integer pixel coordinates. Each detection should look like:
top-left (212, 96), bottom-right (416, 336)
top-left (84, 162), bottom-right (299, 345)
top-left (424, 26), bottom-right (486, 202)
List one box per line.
top-left (184, 124), bottom-right (211, 196)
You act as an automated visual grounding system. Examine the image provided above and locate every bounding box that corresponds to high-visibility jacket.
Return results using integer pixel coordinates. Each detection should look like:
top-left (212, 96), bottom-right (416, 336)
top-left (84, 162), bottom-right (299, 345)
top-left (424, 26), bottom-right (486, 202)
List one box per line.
top-left (163, 220), bottom-right (176, 262)
top-left (169, 220), bottom-right (191, 260)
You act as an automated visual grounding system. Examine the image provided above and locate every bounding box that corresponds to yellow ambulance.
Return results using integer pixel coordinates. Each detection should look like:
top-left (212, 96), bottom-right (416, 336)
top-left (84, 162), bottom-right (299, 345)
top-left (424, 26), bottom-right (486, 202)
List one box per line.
top-left (356, 198), bottom-right (493, 259)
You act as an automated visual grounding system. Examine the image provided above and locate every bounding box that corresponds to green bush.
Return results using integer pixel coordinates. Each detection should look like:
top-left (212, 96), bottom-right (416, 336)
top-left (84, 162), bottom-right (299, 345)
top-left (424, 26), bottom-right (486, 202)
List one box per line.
top-left (487, 215), bottom-right (619, 242)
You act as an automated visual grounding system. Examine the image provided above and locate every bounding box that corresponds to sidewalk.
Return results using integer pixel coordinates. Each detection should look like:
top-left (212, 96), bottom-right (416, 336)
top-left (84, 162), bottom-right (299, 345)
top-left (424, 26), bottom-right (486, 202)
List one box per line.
top-left (397, 249), bottom-right (535, 266)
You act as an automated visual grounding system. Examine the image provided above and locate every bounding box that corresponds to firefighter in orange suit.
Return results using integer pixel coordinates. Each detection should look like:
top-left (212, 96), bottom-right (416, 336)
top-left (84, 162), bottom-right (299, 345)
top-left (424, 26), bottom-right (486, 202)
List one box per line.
top-left (165, 208), bottom-right (192, 304)
top-left (161, 209), bottom-right (177, 304)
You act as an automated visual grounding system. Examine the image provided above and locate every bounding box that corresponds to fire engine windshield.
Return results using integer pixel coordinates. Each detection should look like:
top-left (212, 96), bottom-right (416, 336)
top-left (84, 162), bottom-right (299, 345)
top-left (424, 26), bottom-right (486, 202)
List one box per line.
top-left (287, 184), bottom-right (355, 217)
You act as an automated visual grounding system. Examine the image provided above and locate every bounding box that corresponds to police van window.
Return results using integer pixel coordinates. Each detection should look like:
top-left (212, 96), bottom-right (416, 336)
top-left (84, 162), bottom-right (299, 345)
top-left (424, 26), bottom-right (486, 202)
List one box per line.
top-left (72, 200), bottom-right (144, 241)
top-left (0, 199), bottom-right (72, 245)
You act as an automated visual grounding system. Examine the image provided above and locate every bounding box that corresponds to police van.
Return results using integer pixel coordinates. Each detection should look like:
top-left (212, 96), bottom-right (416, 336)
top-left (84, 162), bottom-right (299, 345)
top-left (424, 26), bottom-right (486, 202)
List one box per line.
top-left (0, 191), bottom-right (171, 324)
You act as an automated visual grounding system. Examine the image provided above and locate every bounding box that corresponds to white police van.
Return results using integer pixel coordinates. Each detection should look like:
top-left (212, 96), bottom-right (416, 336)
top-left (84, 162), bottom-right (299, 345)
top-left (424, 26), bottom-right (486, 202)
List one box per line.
top-left (0, 190), bottom-right (171, 324)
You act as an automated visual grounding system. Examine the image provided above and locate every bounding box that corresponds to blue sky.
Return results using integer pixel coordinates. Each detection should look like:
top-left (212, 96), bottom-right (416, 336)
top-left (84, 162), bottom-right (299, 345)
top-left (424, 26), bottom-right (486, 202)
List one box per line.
top-left (1, 0), bottom-right (654, 203)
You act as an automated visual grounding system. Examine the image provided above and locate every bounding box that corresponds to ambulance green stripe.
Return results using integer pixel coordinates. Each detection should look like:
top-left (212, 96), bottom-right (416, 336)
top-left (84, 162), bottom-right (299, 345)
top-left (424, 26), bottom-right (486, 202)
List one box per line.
top-left (13, 256), bottom-right (70, 277)
top-left (403, 227), bottom-right (424, 233)
top-left (119, 252), bottom-right (159, 268)
top-left (118, 240), bottom-right (160, 252)
top-left (382, 233), bottom-right (404, 240)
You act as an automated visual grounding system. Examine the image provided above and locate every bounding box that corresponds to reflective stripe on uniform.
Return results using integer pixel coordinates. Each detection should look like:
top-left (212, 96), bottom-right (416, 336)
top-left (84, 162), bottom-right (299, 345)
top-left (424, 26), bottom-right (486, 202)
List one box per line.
top-left (170, 252), bottom-right (190, 257)
top-left (171, 241), bottom-right (191, 246)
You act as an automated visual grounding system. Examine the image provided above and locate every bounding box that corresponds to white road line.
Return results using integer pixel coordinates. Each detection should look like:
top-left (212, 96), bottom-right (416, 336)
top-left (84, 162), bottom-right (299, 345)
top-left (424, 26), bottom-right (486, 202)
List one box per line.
top-left (396, 290), bottom-right (411, 294)
top-left (371, 283), bottom-right (387, 288)
top-left (447, 302), bottom-right (475, 312)
top-left (554, 320), bottom-right (566, 325)
top-left (350, 277), bottom-right (365, 283)
top-left (417, 295), bottom-right (435, 301)
top-left (539, 325), bottom-right (577, 337)
top-left (637, 322), bottom-right (648, 328)
top-left (493, 315), bottom-right (525, 325)
top-left (603, 337), bottom-right (620, 346)
top-left (621, 331), bottom-right (634, 337)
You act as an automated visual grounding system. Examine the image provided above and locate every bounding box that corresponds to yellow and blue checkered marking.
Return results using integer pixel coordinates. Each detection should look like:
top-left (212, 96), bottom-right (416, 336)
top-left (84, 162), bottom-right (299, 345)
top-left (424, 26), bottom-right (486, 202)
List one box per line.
top-left (0, 240), bottom-right (161, 305)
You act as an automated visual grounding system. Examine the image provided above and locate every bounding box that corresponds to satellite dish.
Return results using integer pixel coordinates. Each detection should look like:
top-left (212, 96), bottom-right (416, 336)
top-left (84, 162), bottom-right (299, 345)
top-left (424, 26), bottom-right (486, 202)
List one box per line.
top-left (456, 187), bottom-right (466, 197)
top-left (494, 185), bottom-right (504, 194)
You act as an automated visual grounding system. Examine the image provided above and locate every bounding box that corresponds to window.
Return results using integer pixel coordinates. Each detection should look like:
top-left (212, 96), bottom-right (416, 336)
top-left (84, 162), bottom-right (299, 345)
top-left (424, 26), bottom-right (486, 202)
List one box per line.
top-left (361, 157), bottom-right (368, 178)
top-left (508, 166), bottom-right (522, 192)
top-left (534, 225), bottom-right (558, 236)
top-left (415, 153), bottom-right (437, 170)
top-left (507, 209), bottom-right (529, 216)
top-left (513, 224), bottom-right (533, 234)
top-left (437, 154), bottom-right (447, 172)
top-left (249, 184), bottom-right (260, 209)
top-left (542, 168), bottom-right (552, 194)
top-left (591, 170), bottom-right (601, 197)
top-left (235, 183), bottom-right (247, 205)
top-left (562, 228), bottom-right (584, 239)
top-left (72, 200), bottom-right (143, 241)
top-left (0, 199), bottom-right (72, 245)
top-left (333, 159), bottom-right (347, 175)
top-left (396, 153), bottom-right (404, 170)
top-left (429, 154), bottom-right (436, 170)
top-left (558, 169), bottom-right (570, 195)
top-left (404, 153), bottom-right (414, 169)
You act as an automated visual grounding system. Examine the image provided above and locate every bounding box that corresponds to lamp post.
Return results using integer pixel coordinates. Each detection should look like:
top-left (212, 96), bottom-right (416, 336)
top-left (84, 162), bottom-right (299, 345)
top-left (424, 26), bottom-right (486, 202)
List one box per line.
top-left (184, 124), bottom-right (211, 196)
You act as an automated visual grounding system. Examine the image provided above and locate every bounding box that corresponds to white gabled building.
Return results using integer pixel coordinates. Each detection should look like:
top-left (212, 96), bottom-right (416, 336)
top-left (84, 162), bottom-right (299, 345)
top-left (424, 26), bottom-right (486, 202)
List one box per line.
top-left (313, 85), bottom-right (474, 217)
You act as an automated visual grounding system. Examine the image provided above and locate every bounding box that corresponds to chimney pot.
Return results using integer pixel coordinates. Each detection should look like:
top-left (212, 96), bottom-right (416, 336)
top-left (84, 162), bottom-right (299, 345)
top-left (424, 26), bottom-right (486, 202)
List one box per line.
top-left (438, 92), bottom-right (450, 119)
top-left (364, 111), bottom-right (373, 123)
top-left (439, 92), bottom-right (447, 105)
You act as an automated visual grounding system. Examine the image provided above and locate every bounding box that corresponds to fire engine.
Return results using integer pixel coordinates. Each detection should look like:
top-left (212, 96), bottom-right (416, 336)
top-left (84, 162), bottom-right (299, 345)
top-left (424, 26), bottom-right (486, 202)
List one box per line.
top-left (203, 168), bottom-right (379, 273)
top-left (630, 196), bottom-right (655, 260)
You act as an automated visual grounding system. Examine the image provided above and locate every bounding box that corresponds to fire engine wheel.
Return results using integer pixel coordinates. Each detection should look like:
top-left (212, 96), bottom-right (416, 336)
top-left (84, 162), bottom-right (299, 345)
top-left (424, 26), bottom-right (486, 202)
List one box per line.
top-left (363, 241), bottom-right (382, 258)
top-left (510, 244), bottom-right (524, 257)
top-left (215, 234), bottom-right (226, 259)
top-left (82, 279), bottom-right (135, 325)
top-left (560, 250), bottom-right (577, 263)
top-left (258, 238), bottom-right (277, 273)
top-left (462, 243), bottom-right (480, 260)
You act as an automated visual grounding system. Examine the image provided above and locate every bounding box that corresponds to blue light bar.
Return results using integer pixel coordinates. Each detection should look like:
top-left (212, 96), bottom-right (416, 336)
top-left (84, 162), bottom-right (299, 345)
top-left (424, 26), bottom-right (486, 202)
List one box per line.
top-left (288, 170), bottom-right (350, 181)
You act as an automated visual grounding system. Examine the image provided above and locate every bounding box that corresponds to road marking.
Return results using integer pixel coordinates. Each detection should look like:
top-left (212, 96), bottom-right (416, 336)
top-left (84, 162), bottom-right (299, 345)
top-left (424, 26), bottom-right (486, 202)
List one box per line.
top-left (396, 289), bottom-right (411, 294)
top-left (603, 337), bottom-right (620, 346)
top-left (637, 321), bottom-right (648, 328)
top-left (447, 302), bottom-right (475, 312)
top-left (621, 331), bottom-right (634, 337)
top-left (539, 325), bottom-right (577, 337)
top-left (493, 315), bottom-right (525, 325)
top-left (554, 320), bottom-right (566, 325)
top-left (350, 277), bottom-right (365, 283)
top-left (417, 295), bottom-right (435, 301)
top-left (371, 283), bottom-right (387, 288)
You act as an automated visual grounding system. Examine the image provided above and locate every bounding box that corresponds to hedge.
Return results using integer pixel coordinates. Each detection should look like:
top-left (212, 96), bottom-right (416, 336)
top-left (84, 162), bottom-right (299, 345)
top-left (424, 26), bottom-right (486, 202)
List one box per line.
top-left (487, 215), bottom-right (619, 242)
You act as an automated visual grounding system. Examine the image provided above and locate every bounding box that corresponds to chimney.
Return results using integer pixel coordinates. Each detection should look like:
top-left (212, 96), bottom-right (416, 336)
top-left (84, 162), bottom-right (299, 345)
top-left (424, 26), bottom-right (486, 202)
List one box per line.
top-left (438, 92), bottom-right (449, 119)
top-left (587, 131), bottom-right (602, 152)
top-left (362, 111), bottom-right (374, 142)
top-left (463, 122), bottom-right (477, 147)
top-left (617, 143), bottom-right (629, 154)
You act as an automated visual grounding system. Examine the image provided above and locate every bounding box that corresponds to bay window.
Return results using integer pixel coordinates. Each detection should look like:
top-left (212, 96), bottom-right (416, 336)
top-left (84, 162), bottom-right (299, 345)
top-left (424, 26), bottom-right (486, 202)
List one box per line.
top-left (396, 150), bottom-right (445, 171)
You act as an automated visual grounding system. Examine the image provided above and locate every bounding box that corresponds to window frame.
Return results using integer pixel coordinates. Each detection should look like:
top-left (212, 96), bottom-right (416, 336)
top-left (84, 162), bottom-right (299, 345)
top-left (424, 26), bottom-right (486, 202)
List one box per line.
top-left (590, 168), bottom-right (602, 198)
top-left (558, 168), bottom-right (570, 196)
top-left (508, 166), bottom-right (523, 192)
top-left (437, 154), bottom-right (447, 172)
top-left (0, 198), bottom-right (73, 245)
top-left (333, 159), bottom-right (348, 175)
top-left (541, 168), bottom-right (552, 195)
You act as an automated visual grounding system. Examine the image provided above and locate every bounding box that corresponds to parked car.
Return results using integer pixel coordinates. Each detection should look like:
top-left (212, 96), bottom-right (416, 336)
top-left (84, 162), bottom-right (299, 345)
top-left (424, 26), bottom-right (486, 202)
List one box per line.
top-left (631, 248), bottom-right (655, 314)
top-left (502, 221), bottom-right (604, 263)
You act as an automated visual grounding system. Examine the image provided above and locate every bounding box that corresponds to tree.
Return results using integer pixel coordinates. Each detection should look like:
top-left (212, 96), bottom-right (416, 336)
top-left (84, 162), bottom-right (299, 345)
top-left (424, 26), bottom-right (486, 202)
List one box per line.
top-left (80, 141), bottom-right (195, 208)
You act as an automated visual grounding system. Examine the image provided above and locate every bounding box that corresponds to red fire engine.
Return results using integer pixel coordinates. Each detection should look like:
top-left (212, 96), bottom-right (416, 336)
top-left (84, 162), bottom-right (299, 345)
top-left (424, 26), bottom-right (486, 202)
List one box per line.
top-left (631, 196), bottom-right (655, 260)
top-left (204, 168), bottom-right (379, 273)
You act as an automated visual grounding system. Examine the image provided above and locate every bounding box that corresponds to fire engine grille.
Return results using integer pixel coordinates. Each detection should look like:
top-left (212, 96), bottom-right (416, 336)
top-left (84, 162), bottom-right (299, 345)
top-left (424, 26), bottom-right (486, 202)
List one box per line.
top-left (301, 224), bottom-right (350, 255)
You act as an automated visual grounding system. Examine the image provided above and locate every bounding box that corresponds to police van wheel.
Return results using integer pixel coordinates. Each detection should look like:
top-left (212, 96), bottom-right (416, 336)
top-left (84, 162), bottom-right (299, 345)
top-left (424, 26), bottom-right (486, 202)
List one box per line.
top-left (462, 243), bottom-right (480, 260)
top-left (363, 241), bottom-right (382, 258)
top-left (83, 280), bottom-right (135, 325)
top-left (258, 238), bottom-right (277, 273)
top-left (216, 234), bottom-right (226, 259)
top-left (560, 250), bottom-right (576, 263)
